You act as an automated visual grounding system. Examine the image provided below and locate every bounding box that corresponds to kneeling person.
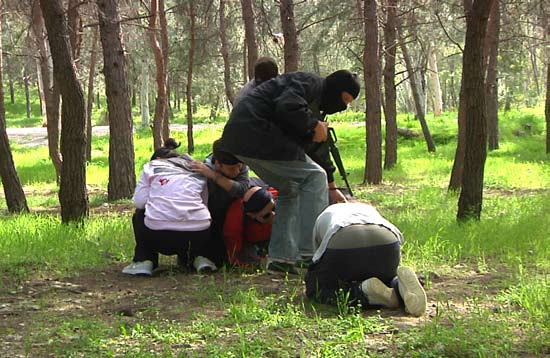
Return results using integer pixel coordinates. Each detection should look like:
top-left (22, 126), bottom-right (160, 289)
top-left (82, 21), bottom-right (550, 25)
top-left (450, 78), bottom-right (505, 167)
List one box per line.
top-left (305, 202), bottom-right (427, 316)
top-left (122, 139), bottom-right (215, 276)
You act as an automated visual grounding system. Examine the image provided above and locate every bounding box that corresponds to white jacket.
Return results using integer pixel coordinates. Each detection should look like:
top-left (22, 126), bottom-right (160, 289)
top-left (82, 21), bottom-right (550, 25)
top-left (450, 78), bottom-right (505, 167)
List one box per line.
top-left (312, 203), bottom-right (404, 263)
top-left (133, 156), bottom-right (211, 231)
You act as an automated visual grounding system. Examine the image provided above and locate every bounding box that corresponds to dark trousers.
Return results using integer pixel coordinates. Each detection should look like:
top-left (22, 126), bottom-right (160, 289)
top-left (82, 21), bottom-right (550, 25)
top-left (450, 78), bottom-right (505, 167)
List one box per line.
top-left (132, 209), bottom-right (210, 269)
top-left (207, 219), bottom-right (229, 267)
top-left (305, 241), bottom-right (401, 306)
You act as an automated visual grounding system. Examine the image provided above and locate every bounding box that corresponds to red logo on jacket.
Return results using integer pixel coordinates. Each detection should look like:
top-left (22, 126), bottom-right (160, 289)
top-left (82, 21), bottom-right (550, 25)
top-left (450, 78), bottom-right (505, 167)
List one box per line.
top-left (159, 178), bottom-right (169, 186)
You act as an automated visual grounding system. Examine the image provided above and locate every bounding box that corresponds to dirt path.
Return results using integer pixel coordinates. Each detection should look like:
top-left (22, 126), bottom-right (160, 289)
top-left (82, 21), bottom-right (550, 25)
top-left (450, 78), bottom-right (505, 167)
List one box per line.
top-left (6, 124), bottom-right (198, 147)
top-left (6, 126), bottom-right (111, 147)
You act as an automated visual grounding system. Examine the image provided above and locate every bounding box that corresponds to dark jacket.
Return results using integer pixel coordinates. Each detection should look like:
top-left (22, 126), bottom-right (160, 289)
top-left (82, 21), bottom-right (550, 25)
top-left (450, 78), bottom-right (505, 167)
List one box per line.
top-left (203, 154), bottom-right (249, 224)
top-left (221, 72), bottom-right (327, 162)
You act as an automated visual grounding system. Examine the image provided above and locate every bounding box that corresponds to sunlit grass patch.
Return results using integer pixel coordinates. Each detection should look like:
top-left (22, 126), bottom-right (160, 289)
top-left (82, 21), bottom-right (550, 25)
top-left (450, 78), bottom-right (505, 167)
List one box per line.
top-left (398, 303), bottom-right (516, 357)
top-left (0, 214), bottom-right (133, 279)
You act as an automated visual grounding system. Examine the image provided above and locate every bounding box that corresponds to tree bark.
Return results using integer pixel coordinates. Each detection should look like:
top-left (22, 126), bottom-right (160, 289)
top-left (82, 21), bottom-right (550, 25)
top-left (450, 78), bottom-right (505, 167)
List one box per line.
top-left (40, 0), bottom-right (89, 223)
top-left (219, 0), bottom-right (235, 105)
top-left (0, 0), bottom-right (29, 213)
top-left (240, 0), bottom-right (257, 80)
top-left (457, 0), bottom-right (494, 221)
top-left (86, 24), bottom-right (99, 162)
top-left (35, 58), bottom-right (47, 125)
top-left (398, 29), bottom-right (436, 153)
top-left (485, 0), bottom-right (500, 151)
top-left (450, 0), bottom-right (475, 192)
top-left (147, 0), bottom-right (168, 149)
top-left (97, 0), bottom-right (136, 201)
top-left (31, 0), bottom-right (62, 182)
top-left (546, 62), bottom-right (550, 154)
top-left (8, 78), bottom-right (14, 104)
top-left (544, 2), bottom-right (550, 154)
top-left (185, 0), bottom-right (196, 154)
top-left (383, 0), bottom-right (398, 170)
top-left (363, 0), bottom-right (382, 184)
top-left (23, 66), bottom-right (31, 119)
top-left (140, 57), bottom-right (150, 128)
top-left (427, 44), bottom-right (443, 116)
top-left (158, 0), bottom-right (171, 131)
top-left (68, 0), bottom-right (82, 70)
top-left (449, 75), bottom-right (467, 191)
top-left (279, 0), bottom-right (299, 72)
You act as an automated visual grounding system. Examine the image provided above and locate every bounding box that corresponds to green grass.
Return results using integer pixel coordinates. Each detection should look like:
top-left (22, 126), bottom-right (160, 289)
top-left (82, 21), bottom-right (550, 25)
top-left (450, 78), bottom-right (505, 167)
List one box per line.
top-left (0, 214), bottom-right (133, 280)
top-left (1, 105), bottom-right (550, 357)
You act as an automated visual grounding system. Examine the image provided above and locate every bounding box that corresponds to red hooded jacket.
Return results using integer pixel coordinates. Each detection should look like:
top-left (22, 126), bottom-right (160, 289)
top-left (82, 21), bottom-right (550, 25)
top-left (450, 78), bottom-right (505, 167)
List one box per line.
top-left (223, 188), bottom-right (277, 265)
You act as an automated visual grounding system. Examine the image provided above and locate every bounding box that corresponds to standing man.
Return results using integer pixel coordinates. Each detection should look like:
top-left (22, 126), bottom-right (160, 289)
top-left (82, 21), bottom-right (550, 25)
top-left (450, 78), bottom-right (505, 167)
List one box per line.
top-left (235, 57), bottom-right (349, 205)
top-left (220, 69), bottom-right (360, 274)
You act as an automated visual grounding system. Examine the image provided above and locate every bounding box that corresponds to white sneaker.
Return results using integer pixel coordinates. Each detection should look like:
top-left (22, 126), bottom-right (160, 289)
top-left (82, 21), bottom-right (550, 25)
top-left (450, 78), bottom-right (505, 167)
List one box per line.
top-left (122, 260), bottom-right (153, 276)
top-left (193, 256), bottom-right (218, 273)
top-left (360, 277), bottom-right (399, 308)
top-left (397, 266), bottom-right (427, 317)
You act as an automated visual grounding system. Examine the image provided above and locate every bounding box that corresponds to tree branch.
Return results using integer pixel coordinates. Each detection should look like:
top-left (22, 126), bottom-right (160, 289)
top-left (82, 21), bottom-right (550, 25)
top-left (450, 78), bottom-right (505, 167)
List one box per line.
top-left (435, 11), bottom-right (463, 53)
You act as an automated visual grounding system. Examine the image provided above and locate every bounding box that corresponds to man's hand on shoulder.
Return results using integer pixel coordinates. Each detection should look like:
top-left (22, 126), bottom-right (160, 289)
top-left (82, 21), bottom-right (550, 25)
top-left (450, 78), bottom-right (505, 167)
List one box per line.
top-left (191, 161), bottom-right (215, 179)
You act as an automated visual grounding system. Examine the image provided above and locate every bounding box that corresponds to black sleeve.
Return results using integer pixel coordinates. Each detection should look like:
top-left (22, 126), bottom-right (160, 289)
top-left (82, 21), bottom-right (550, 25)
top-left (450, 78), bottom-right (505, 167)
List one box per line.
top-left (305, 141), bottom-right (335, 183)
top-left (273, 82), bottom-right (318, 139)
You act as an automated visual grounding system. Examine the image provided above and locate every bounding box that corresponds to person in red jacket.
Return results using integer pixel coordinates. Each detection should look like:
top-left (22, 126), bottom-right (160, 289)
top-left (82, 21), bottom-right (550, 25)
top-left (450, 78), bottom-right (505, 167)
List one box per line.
top-left (223, 185), bottom-right (277, 266)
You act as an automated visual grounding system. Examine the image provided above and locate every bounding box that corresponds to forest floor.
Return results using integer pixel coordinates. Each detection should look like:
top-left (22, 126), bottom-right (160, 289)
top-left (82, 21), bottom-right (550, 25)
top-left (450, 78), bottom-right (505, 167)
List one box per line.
top-left (0, 252), bottom-right (511, 357)
top-left (1, 127), bottom-right (540, 356)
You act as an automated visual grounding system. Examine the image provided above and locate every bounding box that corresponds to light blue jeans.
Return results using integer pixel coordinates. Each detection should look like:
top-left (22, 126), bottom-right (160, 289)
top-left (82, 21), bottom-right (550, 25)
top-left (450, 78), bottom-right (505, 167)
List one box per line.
top-left (237, 155), bottom-right (328, 263)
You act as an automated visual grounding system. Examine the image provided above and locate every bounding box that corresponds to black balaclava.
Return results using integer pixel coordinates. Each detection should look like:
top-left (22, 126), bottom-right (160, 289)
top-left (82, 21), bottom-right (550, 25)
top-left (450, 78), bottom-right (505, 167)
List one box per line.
top-left (320, 70), bottom-right (361, 114)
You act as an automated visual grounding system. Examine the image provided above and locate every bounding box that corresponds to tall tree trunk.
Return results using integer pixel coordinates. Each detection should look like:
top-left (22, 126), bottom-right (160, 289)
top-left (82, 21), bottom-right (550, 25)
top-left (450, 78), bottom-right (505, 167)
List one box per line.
top-left (242, 38), bottom-right (247, 84)
top-left (40, 0), bottom-right (89, 223)
top-left (363, 0), bottom-right (382, 184)
top-left (0, 0), bottom-right (29, 213)
top-left (546, 63), bottom-right (549, 154)
top-left (450, 0), bottom-right (475, 192)
top-left (398, 30), bottom-right (436, 152)
top-left (86, 24), bottom-right (99, 162)
top-left (383, 0), bottom-right (398, 170)
top-left (8, 78), bottom-right (14, 104)
top-left (427, 43), bottom-right (443, 116)
top-left (279, 0), bottom-right (299, 72)
top-left (158, 0), bottom-right (171, 130)
top-left (528, 37), bottom-right (540, 97)
top-left (140, 57), bottom-right (150, 128)
top-left (97, 0), bottom-right (136, 201)
top-left (23, 66), bottom-right (31, 119)
top-left (543, 2), bottom-right (549, 154)
top-left (457, 0), bottom-right (494, 221)
top-left (147, 0), bottom-right (168, 149)
top-left (219, 0), bottom-right (235, 105)
top-left (485, 0), bottom-right (500, 151)
top-left (35, 58), bottom-right (47, 125)
top-left (31, 1), bottom-right (62, 182)
top-left (185, 0), bottom-right (196, 154)
top-left (68, 0), bottom-right (82, 70)
top-left (240, 0), bottom-right (257, 80)
top-left (449, 76), bottom-right (467, 191)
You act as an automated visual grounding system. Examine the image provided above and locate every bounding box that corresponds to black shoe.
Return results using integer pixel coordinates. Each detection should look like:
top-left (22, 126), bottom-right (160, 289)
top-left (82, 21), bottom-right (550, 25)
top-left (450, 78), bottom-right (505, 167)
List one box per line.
top-left (266, 261), bottom-right (299, 275)
top-left (235, 248), bottom-right (261, 265)
top-left (254, 242), bottom-right (269, 257)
